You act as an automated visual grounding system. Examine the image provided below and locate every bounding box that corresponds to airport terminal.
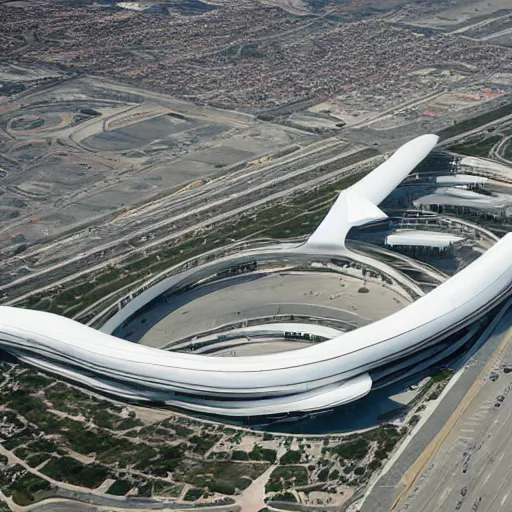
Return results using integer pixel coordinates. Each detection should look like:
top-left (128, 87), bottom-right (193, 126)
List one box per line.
top-left (1, 134), bottom-right (511, 423)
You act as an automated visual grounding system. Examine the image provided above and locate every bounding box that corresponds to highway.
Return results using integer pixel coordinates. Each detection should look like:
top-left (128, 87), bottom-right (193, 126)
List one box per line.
top-left (1, 143), bottom-right (380, 304)
top-left (360, 303), bottom-right (512, 512)
top-left (394, 313), bottom-right (512, 511)
top-left (438, 113), bottom-right (512, 148)
top-left (24, 502), bottom-right (96, 512)
top-left (491, 133), bottom-right (512, 167)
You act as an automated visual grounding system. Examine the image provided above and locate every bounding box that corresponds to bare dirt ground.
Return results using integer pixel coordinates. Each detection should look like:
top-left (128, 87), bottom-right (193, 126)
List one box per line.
top-left (236, 464), bottom-right (276, 512)
top-left (0, 76), bottom-right (310, 247)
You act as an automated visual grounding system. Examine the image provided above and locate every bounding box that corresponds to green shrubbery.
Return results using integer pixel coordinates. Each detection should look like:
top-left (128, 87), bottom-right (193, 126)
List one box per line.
top-left (152, 481), bottom-right (182, 497)
top-left (16, 372), bottom-right (53, 390)
top-left (25, 453), bottom-right (49, 468)
top-left (134, 444), bottom-right (186, 477)
top-left (41, 457), bottom-right (109, 488)
top-left (327, 426), bottom-right (402, 468)
top-left (182, 461), bottom-right (266, 495)
top-left (101, 441), bottom-right (157, 468)
top-left (188, 434), bottom-right (220, 454)
top-left (93, 409), bottom-right (142, 430)
top-left (208, 480), bottom-right (236, 495)
top-left (249, 445), bottom-right (277, 463)
top-left (172, 424), bottom-right (193, 436)
top-left (6, 390), bottom-right (46, 419)
top-left (210, 451), bottom-right (230, 460)
top-left (279, 450), bottom-right (301, 464)
top-left (184, 487), bottom-right (204, 501)
top-left (231, 450), bottom-right (249, 461)
top-left (27, 438), bottom-right (62, 453)
top-left (1, 467), bottom-right (52, 506)
top-left (272, 491), bottom-right (297, 502)
top-left (3, 430), bottom-right (36, 451)
top-left (368, 459), bottom-right (382, 471)
top-left (449, 135), bottom-right (501, 158)
top-left (317, 468), bottom-right (329, 481)
top-left (329, 438), bottom-right (369, 460)
top-left (135, 480), bottom-right (154, 497)
top-left (438, 103), bottom-right (512, 141)
top-left (107, 479), bottom-right (133, 496)
top-left (266, 466), bottom-right (308, 493)
top-left (409, 415), bottom-right (421, 427)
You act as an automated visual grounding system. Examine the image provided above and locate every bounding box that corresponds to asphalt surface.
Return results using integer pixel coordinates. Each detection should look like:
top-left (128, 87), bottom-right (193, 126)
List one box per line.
top-left (2, 138), bottom-right (373, 303)
top-left (395, 314), bottom-right (512, 511)
top-left (27, 490), bottom-right (240, 512)
top-left (27, 502), bottom-right (97, 512)
top-left (51, 488), bottom-right (197, 509)
top-left (27, 501), bottom-right (240, 512)
top-left (360, 304), bottom-right (512, 512)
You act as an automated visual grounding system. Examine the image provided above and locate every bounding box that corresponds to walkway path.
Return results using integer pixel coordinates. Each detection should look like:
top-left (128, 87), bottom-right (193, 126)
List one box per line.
top-left (236, 465), bottom-right (275, 512)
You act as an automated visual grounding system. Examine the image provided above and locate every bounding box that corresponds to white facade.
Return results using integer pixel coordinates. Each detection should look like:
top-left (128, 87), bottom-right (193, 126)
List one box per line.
top-left (1, 135), bottom-right (510, 418)
top-left (306, 134), bottom-right (439, 249)
top-left (436, 174), bottom-right (488, 186)
top-left (385, 231), bottom-right (463, 248)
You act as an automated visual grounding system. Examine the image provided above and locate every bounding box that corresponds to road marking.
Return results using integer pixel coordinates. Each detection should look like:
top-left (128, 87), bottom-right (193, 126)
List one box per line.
top-left (389, 323), bottom-right (512, 512)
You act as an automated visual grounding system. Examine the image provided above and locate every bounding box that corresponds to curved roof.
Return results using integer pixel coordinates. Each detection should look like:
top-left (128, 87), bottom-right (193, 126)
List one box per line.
top-left (306, 134), bottom-right (439, 249)
top-left (1, 134), bottom-right (509, 417)
top-left (385, 230), bottom-right (463, 248)
top-left (0, 233), bottom-right (510, 415)
top-left (436, 175), bottom-right (488, 185)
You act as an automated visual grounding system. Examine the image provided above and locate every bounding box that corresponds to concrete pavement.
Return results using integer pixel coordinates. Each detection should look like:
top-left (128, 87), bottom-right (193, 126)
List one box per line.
top-left (360, 304), bottom-right (512, 512)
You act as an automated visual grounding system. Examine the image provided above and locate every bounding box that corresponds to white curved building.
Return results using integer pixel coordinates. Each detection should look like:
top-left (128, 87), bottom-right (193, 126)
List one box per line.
top-left (1, 135), bottom-right (510, 418)
top-left (306, 134), bottom-right (438, 249)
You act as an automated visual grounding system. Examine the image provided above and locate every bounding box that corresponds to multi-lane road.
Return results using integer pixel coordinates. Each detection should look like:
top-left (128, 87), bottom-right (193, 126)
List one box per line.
top-left (1, 139), bottom-right (378, 304)
top-left (361, 303), bottom-right (512, 512)
top-left (395, 320), bottom-right (512, 511)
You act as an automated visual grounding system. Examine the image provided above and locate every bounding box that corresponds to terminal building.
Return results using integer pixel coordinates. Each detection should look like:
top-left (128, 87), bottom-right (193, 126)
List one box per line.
top-left (384, 230), bottom-right (464, 257)
top-left (1, 134), bottom-right (511, 420)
